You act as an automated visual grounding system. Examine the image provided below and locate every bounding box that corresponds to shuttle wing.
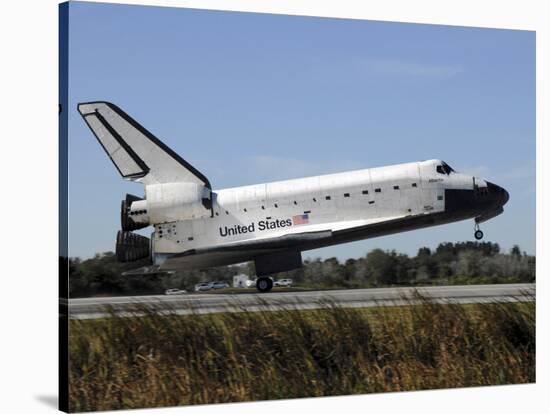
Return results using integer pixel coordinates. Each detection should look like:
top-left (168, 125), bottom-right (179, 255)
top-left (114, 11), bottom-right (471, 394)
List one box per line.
top-left (77, 101), bottom-right (211, 188)
top-left (155, 230), bottom-right (333, 272)
top-left (156, 213), bottom-right (418, 272)
top-left (190, 230), bottom-right (333, 255)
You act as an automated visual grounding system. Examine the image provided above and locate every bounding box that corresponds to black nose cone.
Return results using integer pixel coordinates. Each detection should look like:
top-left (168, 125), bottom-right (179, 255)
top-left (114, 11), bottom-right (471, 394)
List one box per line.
top-left (487, 182), bottom-right (510, 207)
top-left (502, 187), bottom-right (510, 205)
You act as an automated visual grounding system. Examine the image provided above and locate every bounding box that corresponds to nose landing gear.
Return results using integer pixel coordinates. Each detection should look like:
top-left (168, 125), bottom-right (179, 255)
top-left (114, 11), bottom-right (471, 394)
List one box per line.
top-left (474, 223), bottom-right (484, 240)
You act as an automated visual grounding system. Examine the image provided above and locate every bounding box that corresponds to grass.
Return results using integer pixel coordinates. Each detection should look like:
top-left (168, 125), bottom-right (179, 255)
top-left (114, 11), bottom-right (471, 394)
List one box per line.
top-left (68, 294), bottom-right (535, 412)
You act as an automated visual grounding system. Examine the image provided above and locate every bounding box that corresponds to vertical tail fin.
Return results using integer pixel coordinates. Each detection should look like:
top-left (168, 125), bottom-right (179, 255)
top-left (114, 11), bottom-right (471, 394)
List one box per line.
top-left (77, 101), bottom-right (211, 188)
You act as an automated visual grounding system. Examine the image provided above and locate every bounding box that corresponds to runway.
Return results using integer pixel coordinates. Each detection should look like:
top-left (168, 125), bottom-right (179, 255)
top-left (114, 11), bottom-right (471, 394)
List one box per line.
top-left (63, 283), bottom-right (534, 320)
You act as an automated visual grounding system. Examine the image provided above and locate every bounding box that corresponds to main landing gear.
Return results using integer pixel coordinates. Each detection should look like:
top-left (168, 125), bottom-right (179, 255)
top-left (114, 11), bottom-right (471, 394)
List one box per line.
top-left (474, 223), bottom-right (484, 240)
top-left (256, 276), bottom-right (273, 293)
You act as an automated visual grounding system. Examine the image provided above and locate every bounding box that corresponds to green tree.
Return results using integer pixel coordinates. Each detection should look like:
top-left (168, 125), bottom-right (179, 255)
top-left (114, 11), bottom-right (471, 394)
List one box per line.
top-left (510, 245), bottom-right (522, 258)
top-left (365, 249), bottom-right (395, 286)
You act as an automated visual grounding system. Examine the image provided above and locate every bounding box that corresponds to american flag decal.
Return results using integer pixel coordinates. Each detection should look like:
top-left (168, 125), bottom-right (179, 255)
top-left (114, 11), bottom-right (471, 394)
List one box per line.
top-left (292, 214), bottom-right (309, 225)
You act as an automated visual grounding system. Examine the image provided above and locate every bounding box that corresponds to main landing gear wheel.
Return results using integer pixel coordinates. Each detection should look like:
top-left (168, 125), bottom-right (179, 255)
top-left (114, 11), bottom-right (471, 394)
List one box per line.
top-left (256, 276), bottom-right (273, 293)
top-left (474, 223), bottom-right (484, 240)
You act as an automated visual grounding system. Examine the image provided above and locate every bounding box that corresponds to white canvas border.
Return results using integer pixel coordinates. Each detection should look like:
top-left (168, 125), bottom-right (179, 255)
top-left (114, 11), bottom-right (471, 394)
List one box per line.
top-left (0, 0), bottom-right (545, 413)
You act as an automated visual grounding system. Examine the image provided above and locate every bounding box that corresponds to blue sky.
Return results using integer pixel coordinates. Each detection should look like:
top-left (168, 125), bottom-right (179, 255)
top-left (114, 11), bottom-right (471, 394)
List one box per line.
top-left (67, 1), bottom-right (535, 260)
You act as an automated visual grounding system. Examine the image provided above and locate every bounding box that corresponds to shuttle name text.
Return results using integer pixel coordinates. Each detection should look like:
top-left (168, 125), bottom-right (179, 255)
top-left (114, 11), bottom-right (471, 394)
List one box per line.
top-left (219, 218), bottom-right (293, 237)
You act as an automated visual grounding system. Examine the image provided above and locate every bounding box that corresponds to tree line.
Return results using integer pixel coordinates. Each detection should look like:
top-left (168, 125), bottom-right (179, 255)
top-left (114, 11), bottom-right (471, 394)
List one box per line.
top-left (66, 242), bottom-right (535, 297)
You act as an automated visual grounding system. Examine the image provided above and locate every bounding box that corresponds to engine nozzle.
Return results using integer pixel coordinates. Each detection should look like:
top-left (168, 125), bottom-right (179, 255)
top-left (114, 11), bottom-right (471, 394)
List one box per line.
top-left (116, 230), bottom-right (150, 262)
top-left (121, 194), bottom-right (149, 231)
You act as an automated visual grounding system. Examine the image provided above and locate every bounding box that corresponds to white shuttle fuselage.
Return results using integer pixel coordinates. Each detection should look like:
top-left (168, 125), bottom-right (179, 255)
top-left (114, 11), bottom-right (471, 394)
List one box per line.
top-left (78, 102), bottom-right (509, 292)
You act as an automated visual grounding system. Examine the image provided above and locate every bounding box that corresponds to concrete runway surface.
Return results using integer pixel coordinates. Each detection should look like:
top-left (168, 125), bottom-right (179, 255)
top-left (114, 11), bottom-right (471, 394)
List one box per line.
top-left (63, 283), bottom-right (534, 320)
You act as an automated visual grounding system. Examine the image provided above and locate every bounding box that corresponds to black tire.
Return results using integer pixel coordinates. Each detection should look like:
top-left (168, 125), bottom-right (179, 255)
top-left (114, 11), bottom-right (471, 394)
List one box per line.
top-left (474, 230), bottom-right (484, 240)
top-left (256, 277), bottom-right (273, 293)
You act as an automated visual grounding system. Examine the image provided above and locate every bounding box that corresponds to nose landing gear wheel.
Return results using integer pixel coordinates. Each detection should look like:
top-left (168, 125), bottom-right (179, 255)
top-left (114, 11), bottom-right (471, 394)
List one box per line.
top-left (474, 223), bottom-right (484, 240)
top-left (256, 276), bottom-right (273, 293)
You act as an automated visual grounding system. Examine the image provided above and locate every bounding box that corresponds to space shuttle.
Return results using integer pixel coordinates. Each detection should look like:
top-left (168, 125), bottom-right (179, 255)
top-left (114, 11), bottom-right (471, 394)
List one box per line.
top-left (78, 102), bottom-right (509, 292)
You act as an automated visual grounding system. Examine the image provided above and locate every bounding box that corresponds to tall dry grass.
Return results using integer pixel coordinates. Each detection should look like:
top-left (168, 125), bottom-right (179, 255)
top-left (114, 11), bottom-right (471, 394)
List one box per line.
top-left (68, 295), bottom-right (535, 412)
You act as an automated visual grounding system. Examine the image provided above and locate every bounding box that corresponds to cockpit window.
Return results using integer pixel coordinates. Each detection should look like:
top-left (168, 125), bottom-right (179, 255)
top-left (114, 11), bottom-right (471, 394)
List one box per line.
top-left (436, 162), bottom-right (455, 175)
